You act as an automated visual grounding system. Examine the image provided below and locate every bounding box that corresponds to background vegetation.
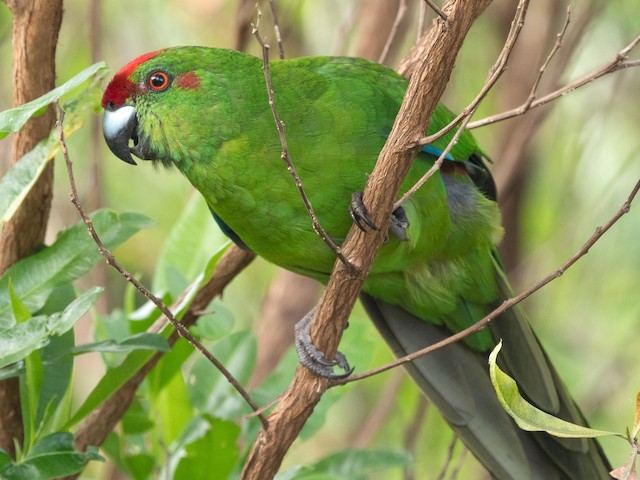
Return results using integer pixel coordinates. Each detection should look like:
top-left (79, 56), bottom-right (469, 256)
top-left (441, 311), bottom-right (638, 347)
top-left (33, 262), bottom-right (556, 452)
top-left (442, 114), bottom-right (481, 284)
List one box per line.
top-left (0, 0), bottom-right (638, 478)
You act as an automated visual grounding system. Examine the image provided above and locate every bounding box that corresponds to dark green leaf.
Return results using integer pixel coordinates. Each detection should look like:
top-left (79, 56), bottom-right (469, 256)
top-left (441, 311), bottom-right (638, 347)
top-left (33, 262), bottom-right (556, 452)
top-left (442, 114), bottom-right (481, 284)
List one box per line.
top-left (189, 331), bottom-right (256, 419)
top-left (0, 289), bottom-right (103, 369)
top-left (153, 194), bottom-right (227, 296)
top-left (0, 432), bottom-right (103, 479)
top-left (173, 417), bottom-right (240, 480)
top-left (0, 209), bottom-right (152, 329)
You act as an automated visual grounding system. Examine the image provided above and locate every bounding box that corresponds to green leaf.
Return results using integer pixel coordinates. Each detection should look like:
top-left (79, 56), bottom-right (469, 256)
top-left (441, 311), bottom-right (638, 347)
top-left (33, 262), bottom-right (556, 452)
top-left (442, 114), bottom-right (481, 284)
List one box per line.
top-left (172, 417), bottom-right (240, 480)
top-left (48, 287), bottom-right (103, 336)
top-left (0, 432), bottom-right (103, 480)
top-left (152, 367), bottom-right (192, 447)
top-left (0, 289), bottom-right (103, 369)
top-left (0, 209), bottom-right (152, 329)
top-left (121, 399), bottom-right (154, 435)
top-left (189, 331), bottom-right (256, 419)
top-left (65, 243), bottom-right (228, 429)
top-left (0, 62), bottom-right (105, 140)
top-left (124, 454), bottom-right (155, 480)
top-left (153, 194), bottom-right (227, 296)
top-left (275, 449), bottom-right (412, 480)
top-left (70, 332), bottom-right (169, 354)
top-left (0, 316), bottom-right (49, 369)
top-left (64, 348), bottom-right (159, 429)
top-left (0, 90), bottom-right (93, 228)
top-left (313, 448), bottom-right (413, 475)
top-left (489, 341), bottom-right (623, 438)
top-left (9, 280), bottom-right (31, 324)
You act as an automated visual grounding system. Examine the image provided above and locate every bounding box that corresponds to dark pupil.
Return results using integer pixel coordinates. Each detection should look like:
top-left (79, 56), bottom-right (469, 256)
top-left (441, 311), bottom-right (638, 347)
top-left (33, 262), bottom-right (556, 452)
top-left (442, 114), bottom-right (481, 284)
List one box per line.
top-left (151, 74), bottom-right (165, 88)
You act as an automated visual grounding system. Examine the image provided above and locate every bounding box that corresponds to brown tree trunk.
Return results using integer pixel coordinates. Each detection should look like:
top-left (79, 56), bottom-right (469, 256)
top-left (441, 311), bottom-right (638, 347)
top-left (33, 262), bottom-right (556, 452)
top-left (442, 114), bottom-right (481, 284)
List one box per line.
top-left (0, 0), bottom-right (64, 457)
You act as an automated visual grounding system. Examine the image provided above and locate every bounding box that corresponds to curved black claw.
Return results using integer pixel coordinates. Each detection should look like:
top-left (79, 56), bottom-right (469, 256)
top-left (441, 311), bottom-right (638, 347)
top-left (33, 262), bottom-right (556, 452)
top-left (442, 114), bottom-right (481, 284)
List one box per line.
top-left (349, 192), bottom-right (380, 232)
top-left (294, 310), bottom-right (354, 380)
top-left (389, 205), bottom-right (410, 242)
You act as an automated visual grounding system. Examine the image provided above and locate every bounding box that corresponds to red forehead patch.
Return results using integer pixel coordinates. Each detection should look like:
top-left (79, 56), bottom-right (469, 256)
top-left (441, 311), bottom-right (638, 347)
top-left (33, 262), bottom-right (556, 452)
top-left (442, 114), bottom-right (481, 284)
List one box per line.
top-left (102, 50), bottom-right (160, 108)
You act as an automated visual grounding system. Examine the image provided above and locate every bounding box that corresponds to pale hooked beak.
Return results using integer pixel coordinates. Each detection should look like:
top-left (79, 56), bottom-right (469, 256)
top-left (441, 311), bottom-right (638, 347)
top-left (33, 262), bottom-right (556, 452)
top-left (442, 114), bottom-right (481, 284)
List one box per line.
top-left (103, 106), bottom-right (155, 165)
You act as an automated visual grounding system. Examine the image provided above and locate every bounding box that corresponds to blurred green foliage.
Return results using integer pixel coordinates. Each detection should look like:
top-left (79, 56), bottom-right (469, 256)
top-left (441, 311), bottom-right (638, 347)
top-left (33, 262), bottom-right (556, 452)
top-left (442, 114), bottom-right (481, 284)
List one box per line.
top-left (0, 0), bottom-right (639, 478)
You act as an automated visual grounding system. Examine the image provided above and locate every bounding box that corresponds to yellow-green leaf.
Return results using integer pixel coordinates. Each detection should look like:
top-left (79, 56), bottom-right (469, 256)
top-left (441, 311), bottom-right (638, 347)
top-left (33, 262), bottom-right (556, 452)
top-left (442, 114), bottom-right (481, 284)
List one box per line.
top-left (489, 341), bottom-right (623, 439)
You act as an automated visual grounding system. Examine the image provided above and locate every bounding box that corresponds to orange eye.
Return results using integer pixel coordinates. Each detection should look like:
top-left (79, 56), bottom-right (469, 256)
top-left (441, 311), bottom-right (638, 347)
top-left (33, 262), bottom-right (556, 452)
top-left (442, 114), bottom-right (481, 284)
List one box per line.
top-left (148, 71), bottom-right (170, 91)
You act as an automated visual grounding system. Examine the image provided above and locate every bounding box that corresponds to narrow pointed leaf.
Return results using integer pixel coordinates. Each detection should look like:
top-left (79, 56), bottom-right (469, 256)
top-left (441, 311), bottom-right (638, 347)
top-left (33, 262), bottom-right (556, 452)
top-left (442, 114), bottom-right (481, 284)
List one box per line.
top-left (0, 62), bottom-right (105, 139)
top-left (489, 341), bottom-right (622, 439)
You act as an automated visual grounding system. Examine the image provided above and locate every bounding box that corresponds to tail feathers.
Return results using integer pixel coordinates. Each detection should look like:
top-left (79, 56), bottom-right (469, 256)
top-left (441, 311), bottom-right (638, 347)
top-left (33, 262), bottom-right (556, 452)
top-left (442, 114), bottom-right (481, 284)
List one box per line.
top-left (359, 293), bottom-right (610, 480)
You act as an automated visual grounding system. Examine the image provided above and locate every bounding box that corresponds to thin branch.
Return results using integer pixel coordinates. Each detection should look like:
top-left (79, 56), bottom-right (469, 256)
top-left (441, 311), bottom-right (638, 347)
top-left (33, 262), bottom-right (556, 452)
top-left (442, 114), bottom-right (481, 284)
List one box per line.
top-left (404, 396), bottom-right (429, 480)
top-left (436, 435), bottom-right (459, 480)
top-left (448, 446), bottom-right (468, 480)
top-left (521, 5), bottom-right (572, 112)
top-left (55, 102), bottom-right (267, 429)
top-left (393, 104), bottom-right (476, 210)
top-left (267, 0), bottom-right (285, 59)
top-left (334, 177), bottom-right (640, 385)
top-left (417, 0), bottom-right (428, 42)
top-left (468, 33), bottom-right (640, 129)
top-left (424, 0), bottom-right (448, 23)
top-left (252, 12), bottom-right (357, 273)
top-left (378, 0), bottom-right (407, 65)
top-left (414, 0), bottom-right (529, 147)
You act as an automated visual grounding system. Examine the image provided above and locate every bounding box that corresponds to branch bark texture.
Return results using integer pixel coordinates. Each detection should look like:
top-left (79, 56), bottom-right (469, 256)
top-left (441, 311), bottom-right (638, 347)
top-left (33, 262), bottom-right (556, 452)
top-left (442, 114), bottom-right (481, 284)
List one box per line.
top-left (241, 0), bottom-right (493, 477)
top-left (0, 0), bottom-right (63, 456)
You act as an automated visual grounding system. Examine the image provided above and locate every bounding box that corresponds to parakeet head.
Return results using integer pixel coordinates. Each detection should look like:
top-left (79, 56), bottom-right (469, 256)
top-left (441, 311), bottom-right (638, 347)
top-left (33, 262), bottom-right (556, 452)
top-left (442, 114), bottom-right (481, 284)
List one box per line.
top-left (102, 47), bottom-right (255, 169)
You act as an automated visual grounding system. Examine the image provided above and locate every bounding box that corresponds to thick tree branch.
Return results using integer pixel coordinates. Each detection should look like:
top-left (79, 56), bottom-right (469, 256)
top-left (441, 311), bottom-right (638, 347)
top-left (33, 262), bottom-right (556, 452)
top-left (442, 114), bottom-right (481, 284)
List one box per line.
top-left (241, 1), bottom-right (492, 477)
top-left (0, 0), bottom-right (63, 457)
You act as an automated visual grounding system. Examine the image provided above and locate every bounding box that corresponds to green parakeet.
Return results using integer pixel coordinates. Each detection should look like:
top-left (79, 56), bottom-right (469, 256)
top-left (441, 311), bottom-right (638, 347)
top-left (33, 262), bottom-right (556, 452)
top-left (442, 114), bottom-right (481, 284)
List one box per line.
top-left (102, 47), bottom-right (610, 479)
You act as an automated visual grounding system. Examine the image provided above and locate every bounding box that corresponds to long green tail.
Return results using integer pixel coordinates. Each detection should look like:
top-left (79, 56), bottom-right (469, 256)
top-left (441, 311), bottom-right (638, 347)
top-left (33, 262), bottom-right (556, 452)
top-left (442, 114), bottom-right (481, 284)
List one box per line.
top-left (360, 291), bottom-right (610, 479)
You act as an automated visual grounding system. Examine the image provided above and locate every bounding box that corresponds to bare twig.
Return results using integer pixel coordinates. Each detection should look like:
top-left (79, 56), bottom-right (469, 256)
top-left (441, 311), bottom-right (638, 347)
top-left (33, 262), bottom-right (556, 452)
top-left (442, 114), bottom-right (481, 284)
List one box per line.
top-left (424, 0), bottom-right (448, 23)
top-left (404, 397), bottom-right (429, 480)
top-left (378, 0), bottom-right (407, 64)
top-left (55, 102), bottom-right (267, 429)
top-left (334, 177), bottom-right (640, 385)
top-left (468, 34), bottom-right (640, 129)
top-left (267, 0), bottom-right (285, 59)
top-left (448, 446), bottom-right (468, 480)
top-left (521, 5), bottom-right (572, 112)
top-left (415, 0), bottom-right (530, 147)
top-left (436, 435), bottom-right (459, 480)
top-left (252, 11), bottom-right (357, 273)
top-left (393, 105), bottom-right (476, 210)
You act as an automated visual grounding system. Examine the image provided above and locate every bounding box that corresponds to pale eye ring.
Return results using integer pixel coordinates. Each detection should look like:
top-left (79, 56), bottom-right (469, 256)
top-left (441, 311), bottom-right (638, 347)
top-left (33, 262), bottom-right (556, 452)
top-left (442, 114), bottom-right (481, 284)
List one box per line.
top-left (147, 71), bottom-right (171, 92)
